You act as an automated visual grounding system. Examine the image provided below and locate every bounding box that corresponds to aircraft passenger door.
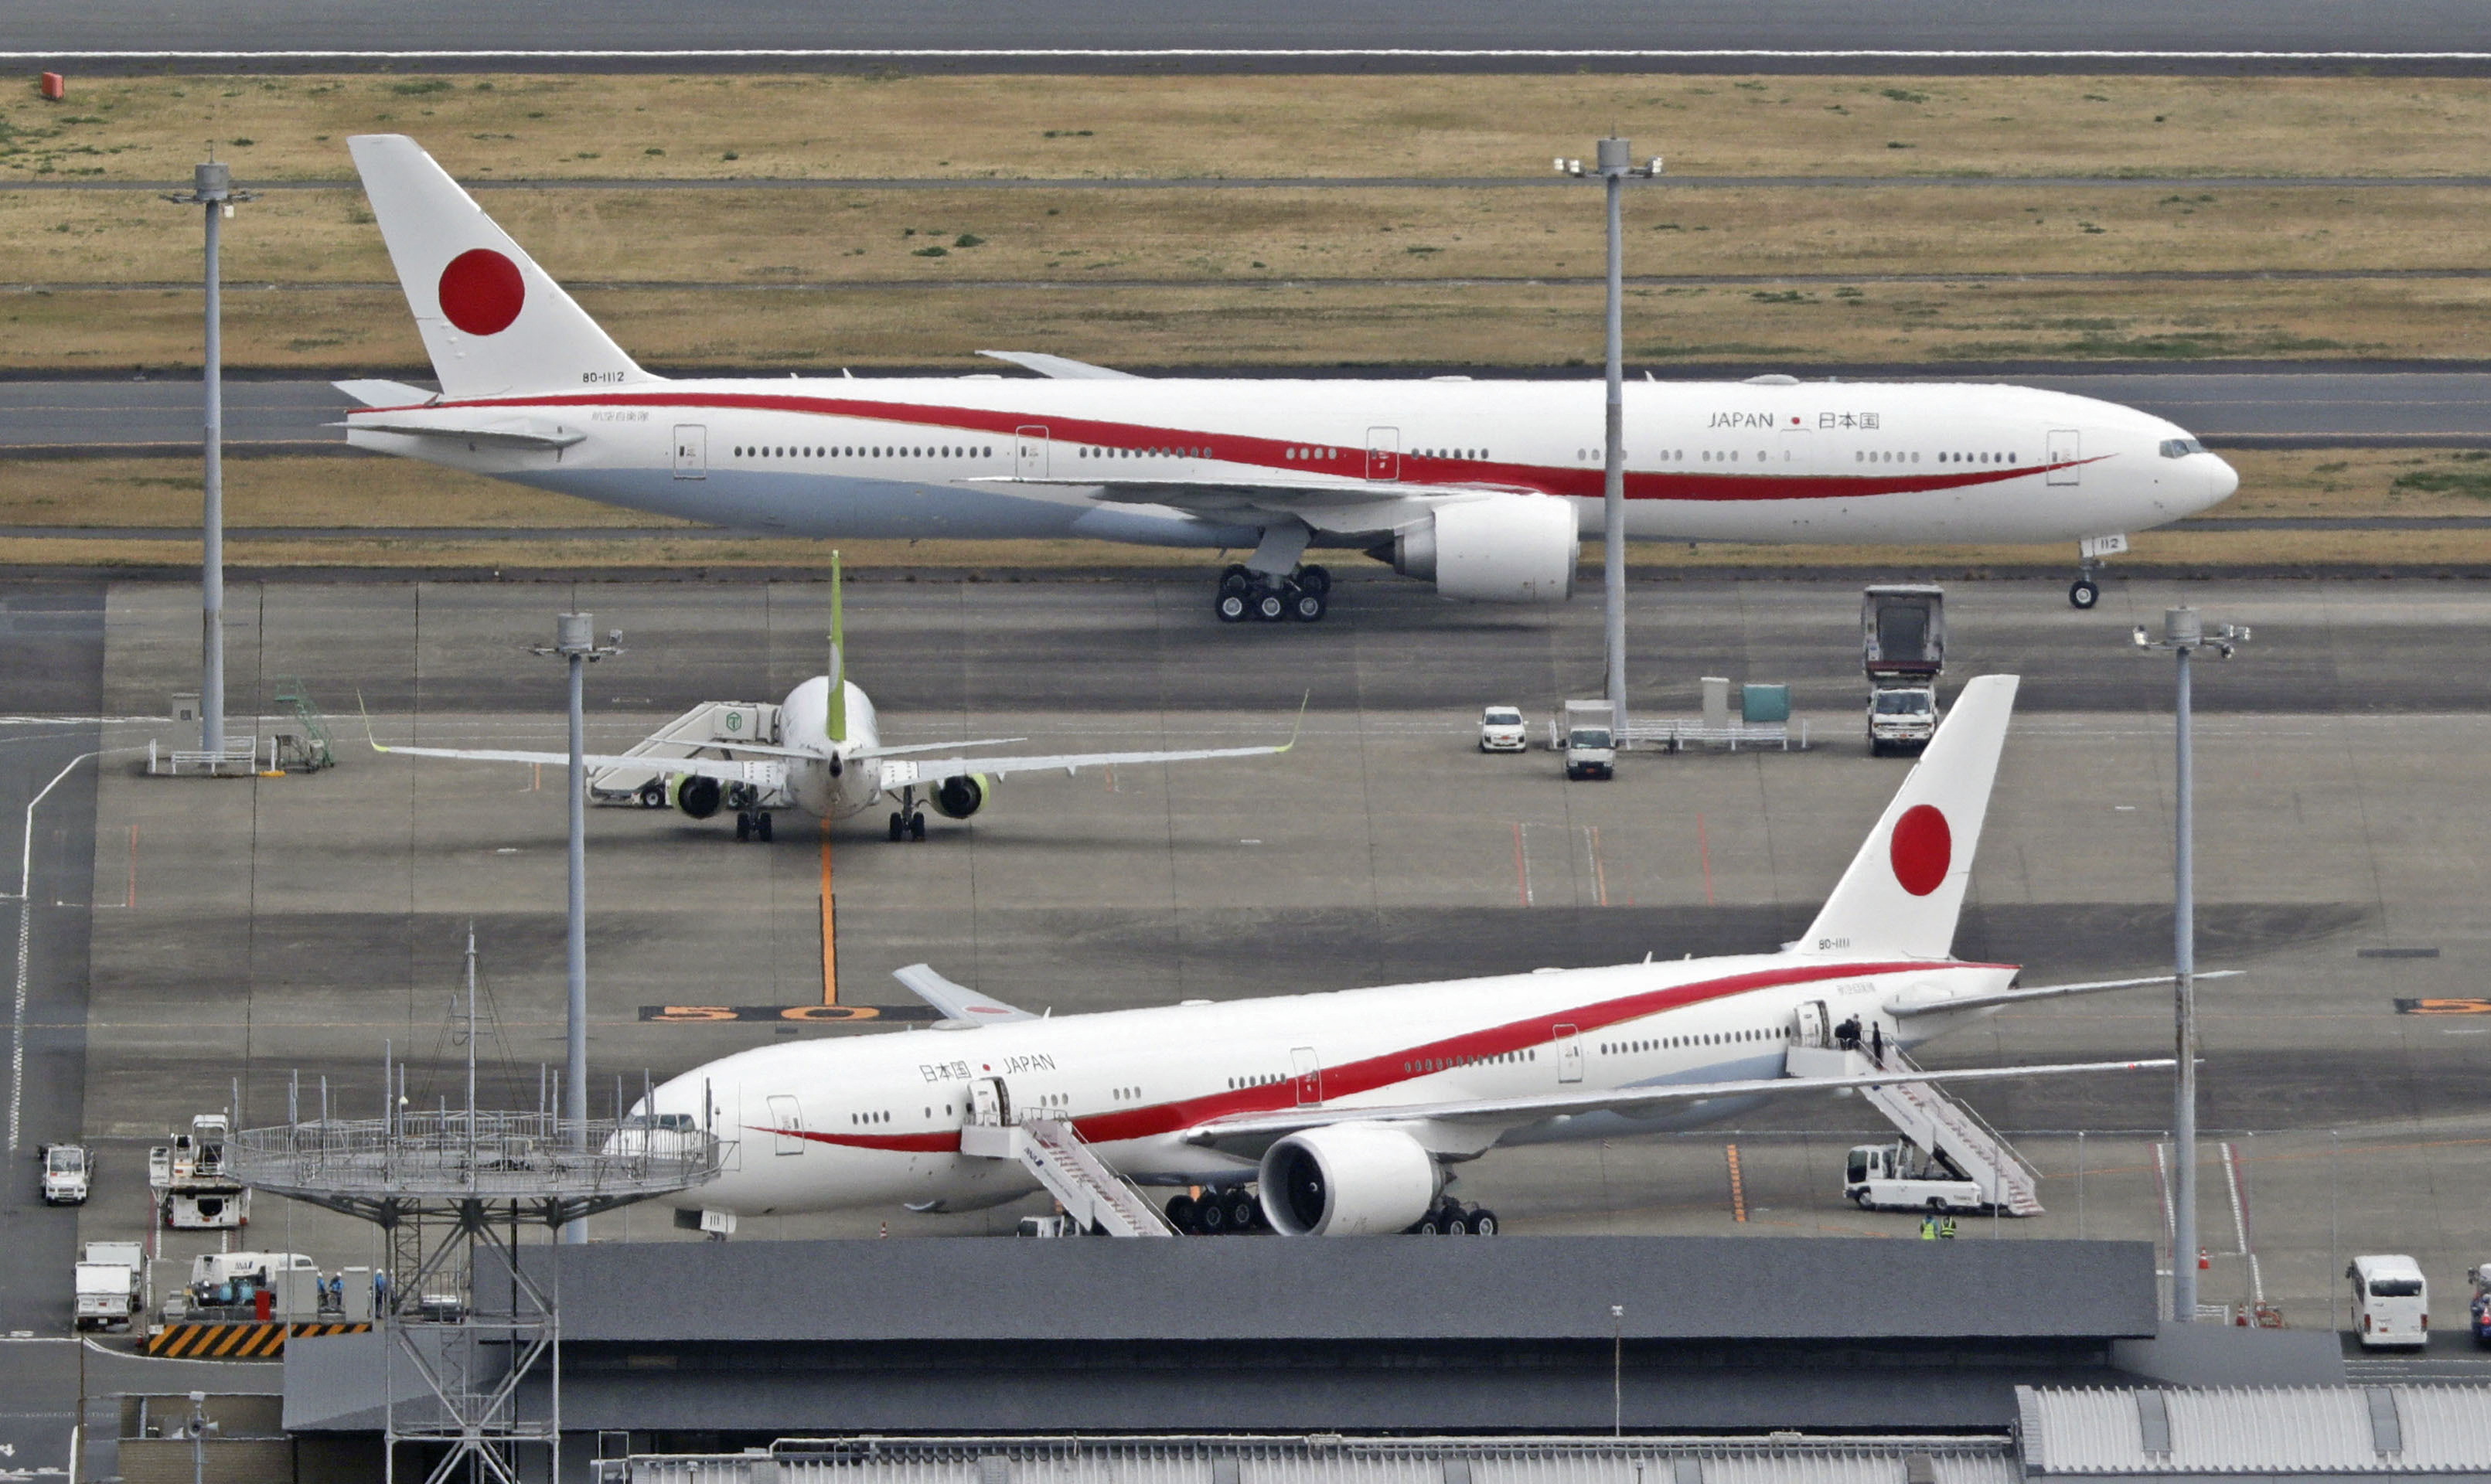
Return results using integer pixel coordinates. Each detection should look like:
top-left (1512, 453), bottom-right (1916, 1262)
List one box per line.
top-left (1014, 425), bottom-right (1050, 480)
top-left (1797, 1000), bottom-right (1830, 1050)
top-left (1291, 1047), bottom-right (1324, 1105)
top-left (672, 424), bottom-right (707, 481)
top-left (765, 1094), bottom-right (804, 1156)
top-left (2046, 429), bottom-right (2081, 486)
top-left (969, 1077), bottom-right (1011, 1127)
top-left (1365, 426), bottom-right (1401, 482)
top-left (1552, 1025), bottom-right (1584, 1084)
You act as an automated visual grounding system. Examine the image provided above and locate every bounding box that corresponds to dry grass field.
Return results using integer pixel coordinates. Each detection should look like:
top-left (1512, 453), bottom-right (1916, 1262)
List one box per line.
top-left (9, 73), bottom-right (2491, 183)
top-left (2, 448), bottom-right (2482, 572)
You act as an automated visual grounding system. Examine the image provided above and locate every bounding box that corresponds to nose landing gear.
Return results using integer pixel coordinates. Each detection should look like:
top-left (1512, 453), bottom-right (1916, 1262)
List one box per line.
top-left (1214, 563), bottom-right (1330, 625)
top-left (2070, 534), bottom-right (2127, 609)
top-left (884, 785), bottom-right (929, 842)
top-left (734, 811), bottom-right (774, 842)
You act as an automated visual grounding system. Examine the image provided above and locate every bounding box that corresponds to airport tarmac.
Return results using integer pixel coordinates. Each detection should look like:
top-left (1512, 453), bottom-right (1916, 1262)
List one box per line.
top-left (9, 570), bottom-right (2491, 1465)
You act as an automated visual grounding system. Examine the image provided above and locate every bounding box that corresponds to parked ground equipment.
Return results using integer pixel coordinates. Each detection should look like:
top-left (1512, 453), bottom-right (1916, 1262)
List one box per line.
top-left (74, 1241), bottom-right (144, 1330)
top-left (149, 1114), bottom-right (250, 1229)
top-left (1557, 699), bottom-right (1617, 780)
top-left (39, 1142), bottom-right (90, 1204)
top-left (1478, 705), bottom-right (1528, 754)
top-left (1863, 585), bottom-right (1945, 756)
top-left (2349, 1254), bottom-right (2428, 1349)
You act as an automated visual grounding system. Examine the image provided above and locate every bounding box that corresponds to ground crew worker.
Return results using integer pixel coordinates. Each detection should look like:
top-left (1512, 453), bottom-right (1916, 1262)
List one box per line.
top-left (1920, 1213), bottom-right (1939, 1240)
top-left (1939, 1215), bottom-right (1958, 1240)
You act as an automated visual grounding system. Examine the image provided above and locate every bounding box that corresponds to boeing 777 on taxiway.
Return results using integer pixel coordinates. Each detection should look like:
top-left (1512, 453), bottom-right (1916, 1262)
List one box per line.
top-left (337, 135), bottom-right (2238, 620)
top-left (622, 676), bottom-right (2186, 1235)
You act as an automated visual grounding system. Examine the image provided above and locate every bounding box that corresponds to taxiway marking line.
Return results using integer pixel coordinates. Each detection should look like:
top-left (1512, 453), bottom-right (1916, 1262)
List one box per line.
top-left (1696, 813), bottom-right (1716, 907)
top-left (820, 816), bottom-right (837, 1006)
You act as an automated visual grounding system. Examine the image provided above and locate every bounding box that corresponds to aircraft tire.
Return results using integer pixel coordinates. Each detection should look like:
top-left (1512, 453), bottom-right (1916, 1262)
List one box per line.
top-left (1469, 1209), bottom-right (1498, 1235)
top-left (2069, 579), bottom-right (2101, 610)
top-left (1198, 1198), bottom-right (1228, 1233)
top-left (1227, 1194), bottom-right (1259, 1230)
top-left (1253, 590), bottom-right (1288, 622)
top-left (888, 812), bottom-right (905, 842)
top-left (1215, 592), bottom-right (1250, 624)
top-left (757, 812), bottom-right (774, 842)
top-left (1298, 564), bottom-right (1331, 596)
top-left (735, 812), bottom-right (752, 842)
top-left (1414, 1213), bottom-right (1442, 1236)
top-left (1165, 1194), bottom-right (1198, 1232)
top-left (1441, 1210), bottom-right (1470, 1236)
top-left (909, 812), bottom-right (928, 842)
top-left (1289, 587), bottom-right (1327, 622)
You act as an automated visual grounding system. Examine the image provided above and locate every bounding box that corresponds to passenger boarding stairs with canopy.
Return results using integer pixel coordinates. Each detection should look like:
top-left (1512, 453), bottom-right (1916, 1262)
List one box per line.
top-left (1786, 1040), bottom-right (2045, 1217)
top-left (587, 699), bottom-right (791, 808)
top-left (959, 1101), bottom-right (1176, 1237)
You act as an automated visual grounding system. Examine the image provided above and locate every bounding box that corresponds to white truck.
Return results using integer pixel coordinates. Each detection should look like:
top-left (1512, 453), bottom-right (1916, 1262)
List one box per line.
top-left (74, 1241), bottom-right (144, 1330)
top-left (1557, 699), bottom-right (1617, 781)
top-left (39, 1142), bottom-right (90, 1205)
top-left (1845, 1140), bottom-right (1988, 1215)
top-left (1863, 585), bottom-right (1945, 757)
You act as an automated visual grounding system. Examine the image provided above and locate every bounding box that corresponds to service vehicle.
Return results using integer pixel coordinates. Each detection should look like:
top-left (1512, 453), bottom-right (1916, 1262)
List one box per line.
top-left (1864, 586), bottom-right (1946, 756)
top-left (1844, 1140), bottom-right (1988, 1214)
top-left (73, 1242), bottom-right (143, 1330)
top-left (1558, 699), bottom-right (1617, 780)
top-left (2349, 1254), bottom-right (2429, 1349)
top-left (39, 1142), bottom-right (89, 1205)
top-left (1478, 706), bottom-right (1528, 754)
top-left (148, 1113), bottom-right (250, 1230)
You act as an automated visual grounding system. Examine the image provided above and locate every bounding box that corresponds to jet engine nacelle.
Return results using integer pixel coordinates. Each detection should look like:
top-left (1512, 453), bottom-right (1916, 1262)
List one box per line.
top-left (673, 774), bottom-right (723, 820)
top-left (1389, 495), bottom-right (1577, 603)
top-left (1257, 1122), bottom-right (1442, 1236)
top-left (931, 774), bottom-right (987, 820)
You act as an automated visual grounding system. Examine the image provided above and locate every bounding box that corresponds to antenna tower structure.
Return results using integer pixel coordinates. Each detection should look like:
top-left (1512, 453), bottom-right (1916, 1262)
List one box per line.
top-left (230, 931), bottom-right (719, 1483)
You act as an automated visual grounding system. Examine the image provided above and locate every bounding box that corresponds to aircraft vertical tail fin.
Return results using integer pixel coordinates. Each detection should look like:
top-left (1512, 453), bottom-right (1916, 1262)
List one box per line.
top-left (1794, 675), bottom-right (2020, 961)
top-left (346, 134), bottom-right (652, 400)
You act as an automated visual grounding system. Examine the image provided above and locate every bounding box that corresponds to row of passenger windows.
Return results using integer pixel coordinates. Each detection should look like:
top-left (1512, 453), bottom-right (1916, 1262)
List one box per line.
top-left (1414, 448), bottom-right (1491, 461)
top-left (734, 444), bottom-right (997, 460)
top-left (849, 1109), bottom-right (891, 1125)
top-left (1602, 1026), bottom-right (1782, 1055)
top-left (1403, 1049), bottom-right (1537, 1074)
top-left (1228, 1072), bottom-right (1283, 1091)
top-left (1081, 445), bottom-right (1211, 459)
top-left (1858, 450), bottom-right (2019, 465)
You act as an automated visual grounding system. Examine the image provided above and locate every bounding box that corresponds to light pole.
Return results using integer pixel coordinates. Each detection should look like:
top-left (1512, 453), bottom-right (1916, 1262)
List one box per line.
top-left (163, 158), bottom-right (251, 757)
top-left (533, 613), bottom-right (622, 1243)
top-left (2132, 604), bottom-right (2247, 1321)
top-left (1560, 140), bottom-right (1662, 741)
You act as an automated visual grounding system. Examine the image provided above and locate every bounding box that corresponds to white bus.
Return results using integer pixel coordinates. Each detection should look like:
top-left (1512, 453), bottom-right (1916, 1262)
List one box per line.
top-left (2350, 1254), bottom-right (2428, 1349)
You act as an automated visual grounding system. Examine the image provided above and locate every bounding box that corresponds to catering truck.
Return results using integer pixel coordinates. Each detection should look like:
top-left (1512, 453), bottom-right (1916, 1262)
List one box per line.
top-left (1863, 585), bottom-right (1944, 757)
top-left (74, 1241), bottom-right (144, 1330)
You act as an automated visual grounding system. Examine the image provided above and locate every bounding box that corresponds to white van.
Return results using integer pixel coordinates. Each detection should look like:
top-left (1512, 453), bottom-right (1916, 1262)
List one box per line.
top-left (2350, 1254), bottom-right (2428, 1348)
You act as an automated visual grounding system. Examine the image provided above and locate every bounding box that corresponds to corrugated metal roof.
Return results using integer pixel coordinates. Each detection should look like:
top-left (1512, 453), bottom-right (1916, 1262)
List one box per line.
top-left (604, 1436), bottom-right (2022, 1484)
top-left (2019, 1384), bottom-right (2491, 1474)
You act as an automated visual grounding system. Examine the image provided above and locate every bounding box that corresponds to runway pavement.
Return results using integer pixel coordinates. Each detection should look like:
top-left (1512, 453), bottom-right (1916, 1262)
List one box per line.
top-left (7, 0), bottom-right (2490, 73)
top-left (10, 370), bottom-right (2491, 458)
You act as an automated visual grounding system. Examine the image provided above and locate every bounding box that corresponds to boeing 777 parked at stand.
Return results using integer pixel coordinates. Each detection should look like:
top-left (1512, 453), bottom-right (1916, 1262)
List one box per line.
top-left (339, 134), bottom-right (2238, 620)
top-left (628, 676), bottom-right (2185, 1236)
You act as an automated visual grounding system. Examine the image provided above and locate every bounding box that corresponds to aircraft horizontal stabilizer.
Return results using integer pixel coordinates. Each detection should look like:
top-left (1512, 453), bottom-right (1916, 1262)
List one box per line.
top-left (341, 417), bottom-right (586, 450)
top-left (976, 349), bottom-right (1143, 380)
top-left (891, 964), bottom-right (1035, 1023)
top-left (1886, 969), bottom-right (2244, 1019)
top-left (332, 379), bottom-right (435, 409)
top-left (879, 696), bottom-right (1306, 788)
top-left (1181, 1055), bottom-right (2172, 1152)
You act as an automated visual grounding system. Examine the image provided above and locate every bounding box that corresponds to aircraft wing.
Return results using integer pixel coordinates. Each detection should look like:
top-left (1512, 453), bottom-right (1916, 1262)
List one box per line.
top-left (370, 738), bottom-right (789, 789)
top-left (891, 963), bottom-right (1036, 1023)
top-left (1885, 970), bottom-right (2242, 1019)
top-left (854, 737), bottom-right (1024, 760)
top-left (976, 349), bottom-right (1142, 380)
top-left (1178, 1057), bottom-right (2172, 1153)
top-left (877, 702), bottom-right (1303, 788)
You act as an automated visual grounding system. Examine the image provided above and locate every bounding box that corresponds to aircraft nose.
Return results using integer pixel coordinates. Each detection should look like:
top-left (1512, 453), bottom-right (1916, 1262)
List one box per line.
top-left (2203, 453), bottom-right (2241, 507)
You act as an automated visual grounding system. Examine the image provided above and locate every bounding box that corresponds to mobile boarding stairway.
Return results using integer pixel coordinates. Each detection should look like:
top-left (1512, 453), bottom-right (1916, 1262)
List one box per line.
top-left (587, 699), bottom-right (793, 808)
top-left (959, 1094), bottom-right (1176, 1237)
top-left (1785, 1038), bottom-right (2046, 1217)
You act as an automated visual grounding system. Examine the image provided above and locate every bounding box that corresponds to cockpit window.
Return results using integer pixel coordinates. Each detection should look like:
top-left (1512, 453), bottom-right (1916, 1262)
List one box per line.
top-left (2159, 437), bottom-right (2206, 458)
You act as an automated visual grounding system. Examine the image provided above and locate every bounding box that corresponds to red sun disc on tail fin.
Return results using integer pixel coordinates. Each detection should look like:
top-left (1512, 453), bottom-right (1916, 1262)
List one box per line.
top-left (1889, 804), bottom-right (1951, 896)
top-left (437, 248), bottom-right (524, 335)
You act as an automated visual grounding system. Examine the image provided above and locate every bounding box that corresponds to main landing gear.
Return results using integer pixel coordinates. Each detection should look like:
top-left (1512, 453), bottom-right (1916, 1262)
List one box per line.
top-left (1215, 564), bottom-right (1330, 625)
top-left (885, 785), bottom-right (928, 842)
top-left (1409, 1197), bottom-right (1499, 1236)
top-left (1167, 1189), bottom-right (1267, 1235)
top-left (734, 811), bottom-right (774, 842)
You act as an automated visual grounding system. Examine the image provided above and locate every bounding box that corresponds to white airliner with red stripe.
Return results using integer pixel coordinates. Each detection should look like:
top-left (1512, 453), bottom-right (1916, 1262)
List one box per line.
top-left (340, 134), bottom-right (2238, 620)
top-left (629, 676), bottom-right (2173, 1235)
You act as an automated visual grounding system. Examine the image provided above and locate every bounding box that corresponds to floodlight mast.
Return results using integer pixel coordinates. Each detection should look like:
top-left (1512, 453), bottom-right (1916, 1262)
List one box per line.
top-left (162, 158), bottom-right (252, 757)
top-left (532, 613), bottom-right (625, 1243)
top-left (1561, 140), bottom-right (1663, 742)
top-left (2131, 604), bottom-right (2248, 1321)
